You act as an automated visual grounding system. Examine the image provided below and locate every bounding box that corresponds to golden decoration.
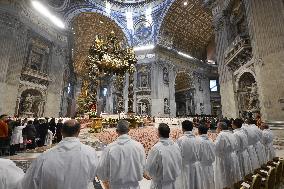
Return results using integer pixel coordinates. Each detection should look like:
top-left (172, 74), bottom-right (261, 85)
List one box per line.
top-left (77, 31), bottom-right (137, 115)
top-left (160, 0), bottom-right (213, 59)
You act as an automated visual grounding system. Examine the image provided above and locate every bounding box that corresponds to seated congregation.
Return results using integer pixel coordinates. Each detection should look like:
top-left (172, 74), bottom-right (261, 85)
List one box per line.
top-left (0, 117), bottom-right (282, 189)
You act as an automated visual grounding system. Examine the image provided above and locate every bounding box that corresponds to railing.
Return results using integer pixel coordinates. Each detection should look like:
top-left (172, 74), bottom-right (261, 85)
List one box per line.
top-left (21, 67), bottom-right (50, 81)
top-left (266, 121), bottom-right (284, 130)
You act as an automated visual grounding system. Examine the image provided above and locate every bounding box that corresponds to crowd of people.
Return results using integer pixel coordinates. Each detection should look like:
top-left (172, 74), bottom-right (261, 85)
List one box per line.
top-left (96, 126), bottom-right (218, 155)
top-left (0, 114), bottom-right (276, 189)
top-left (0, 115), bottom-right (64, 156)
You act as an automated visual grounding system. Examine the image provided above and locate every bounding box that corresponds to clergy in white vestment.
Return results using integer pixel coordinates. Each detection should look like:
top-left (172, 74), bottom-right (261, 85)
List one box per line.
top-left (44, 129), bottom-right (53, 146)
top-left (176, 120), bottom-right (202, 189)
top-left (197, 124), bottom-right (215, 189)
top-left (145, 123), bottom-right (182, 189)
top-left (242, 122), bottom-right (260, 170)
top-left (232, 118), bottom-right (253, 178)
top-left (214, 122), bottom-right (241, 189)
top-left (260, 123), bottom-right (276, 161)
top-left (0, 158), bottom-right (24, 189)
top-left (21, 120), bottom-right (98, 189)
top-left (250, 123), bottom-right (267, 165)
top-left (10, 123), bottom-right (25, 146)
top-left (97, 120), bottom-right (146, 189)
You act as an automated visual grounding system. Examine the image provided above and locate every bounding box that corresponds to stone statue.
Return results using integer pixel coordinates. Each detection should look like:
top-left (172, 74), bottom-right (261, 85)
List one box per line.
top-left (248, 83), bottom-right (259, 110)
top-left (163, 68), bottom-right (169, 84)
top-left (23, 94), bottom-right (34, 113)
top-left (142, 103), bottom-right (148, 114)
top-left (141, 75), bottom-right (148, 87)
top-left (164, 98), bottom-right (170, 114)
top-left (200, 103), bottom-right (205, 114)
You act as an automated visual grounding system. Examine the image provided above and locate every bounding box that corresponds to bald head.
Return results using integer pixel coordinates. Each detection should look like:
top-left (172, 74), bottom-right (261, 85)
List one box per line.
top-left (62, 119), bottom-right (81, 137)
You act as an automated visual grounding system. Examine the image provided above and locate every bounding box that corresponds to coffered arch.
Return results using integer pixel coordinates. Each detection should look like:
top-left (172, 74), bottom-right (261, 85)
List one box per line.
top-left (158, 0), bottom-right (214, 60)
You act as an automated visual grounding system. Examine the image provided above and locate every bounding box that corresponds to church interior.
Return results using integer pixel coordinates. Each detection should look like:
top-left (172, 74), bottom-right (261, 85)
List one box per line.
top-left (0, 0), bottom-right (284, 189)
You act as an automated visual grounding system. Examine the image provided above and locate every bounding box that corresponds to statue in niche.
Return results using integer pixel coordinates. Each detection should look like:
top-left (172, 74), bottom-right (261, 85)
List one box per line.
top-left (23, 94), bottom-right (34, 113)
top-left (163, 68), bottom-right (169, 84)
top-left (30, 52), bottom-right (43, 71)
top-left (142, 103), bottom-right (148, 115)
top-left (141, 74), bottom-right (148, 88)
top-left (186, 91), bottom-right (194, 115)
top-left (248, 83), bottom-right (259, 110)
top-left (200, 103), bottom-right (205, 115)
top-left (164, 98), bottom-right (170, 114)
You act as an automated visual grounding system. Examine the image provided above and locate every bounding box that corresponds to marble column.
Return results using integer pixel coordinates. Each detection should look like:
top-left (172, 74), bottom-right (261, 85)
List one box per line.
top-left (244, 0), bottom-right (284, 121)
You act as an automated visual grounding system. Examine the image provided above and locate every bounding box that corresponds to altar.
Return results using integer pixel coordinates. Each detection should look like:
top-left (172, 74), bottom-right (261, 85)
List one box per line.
top-left (153, 117), bottom-right (194, 127)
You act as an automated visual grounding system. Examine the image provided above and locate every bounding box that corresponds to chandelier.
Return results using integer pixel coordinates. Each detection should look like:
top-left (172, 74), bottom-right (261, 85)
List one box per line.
top-left (77, 31), bottom-right (137, 115)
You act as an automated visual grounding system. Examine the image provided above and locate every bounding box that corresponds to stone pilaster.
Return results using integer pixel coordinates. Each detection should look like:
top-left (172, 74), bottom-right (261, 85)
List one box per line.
top-left (0, 11), bottom-right (28, 115)
top-left (244, 0), bottom-right (284, 121)
top-left (45, 45), bottom-right (67, 117)
top-left (212, 6), bottom-right (238, 118)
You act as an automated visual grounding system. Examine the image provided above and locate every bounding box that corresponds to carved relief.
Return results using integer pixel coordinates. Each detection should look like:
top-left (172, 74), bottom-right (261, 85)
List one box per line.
top-left (18, 32), bottom-right (52, 90)
top-left (17, 88), bottom-right (46, 117)
top-left (279, 98), bottom-right (284, 111)
top-left (25, 31), bottom-right (51, 74)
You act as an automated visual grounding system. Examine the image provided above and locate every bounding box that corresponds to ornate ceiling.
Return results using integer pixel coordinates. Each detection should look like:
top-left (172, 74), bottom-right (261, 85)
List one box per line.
top-left (159, 0), bottom-right (213, 60)
top-left (44, 0), bottom-right (214, 60)
top-left (72, 12), bottom-right (126, 74)
top-left (105, 0), bottom-right (156, 6)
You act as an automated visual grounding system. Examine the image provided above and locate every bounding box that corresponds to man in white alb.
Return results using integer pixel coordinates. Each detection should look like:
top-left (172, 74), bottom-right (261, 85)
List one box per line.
top-left (242, 120), bottom-right (260, 170)
top-left (21, 120), bottom-right (98, 189)
top-left (145, 123), bottom-right (182, 189)
top-left (0, 158), bottom-right (24, 189)
top-left (251, 122), bottom-right (267, 165)
top-left (97, 120), bottom-right (146, 189)
top-left (214, 122), bottom-right (241, 189)
top-left (197, 124), bottom-right (215, 189)
top-left (232, 118), bottom-right (253, 178)
top-left (261, 123), bottom-right (276, 161)
top-left (176, 120), bottom-right (202, 189)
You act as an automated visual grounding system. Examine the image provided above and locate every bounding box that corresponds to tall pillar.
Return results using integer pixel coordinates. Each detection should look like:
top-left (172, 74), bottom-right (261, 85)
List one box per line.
top-left (212, 9), bottom-right (238, 118)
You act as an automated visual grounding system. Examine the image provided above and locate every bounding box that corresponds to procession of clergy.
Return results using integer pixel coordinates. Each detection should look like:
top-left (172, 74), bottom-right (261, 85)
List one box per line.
top-left (0, 117), bottom-right (276, 189)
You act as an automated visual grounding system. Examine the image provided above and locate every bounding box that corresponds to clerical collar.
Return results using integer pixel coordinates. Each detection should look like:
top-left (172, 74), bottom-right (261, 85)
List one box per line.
top-left (160, 137), bottom-right (170, 141)
top-left (116, 134), bottom-right (131, 145)
top-left (233, 128), bottom-right (241, 132)
top-left (222, 130), bottom-right (231, 133)
top-left (61, 137), bottom-right (80, 142)
top-left (199, 134), bottom-right (209, 139)
top-left (117, 134), bottom-right (131, 139)
top-left (159, 137), bottom-right (173, 145)
top-left (184, 131), bottom-right (193, 135)
top-left (184, 131), bottom-right (194, 137)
